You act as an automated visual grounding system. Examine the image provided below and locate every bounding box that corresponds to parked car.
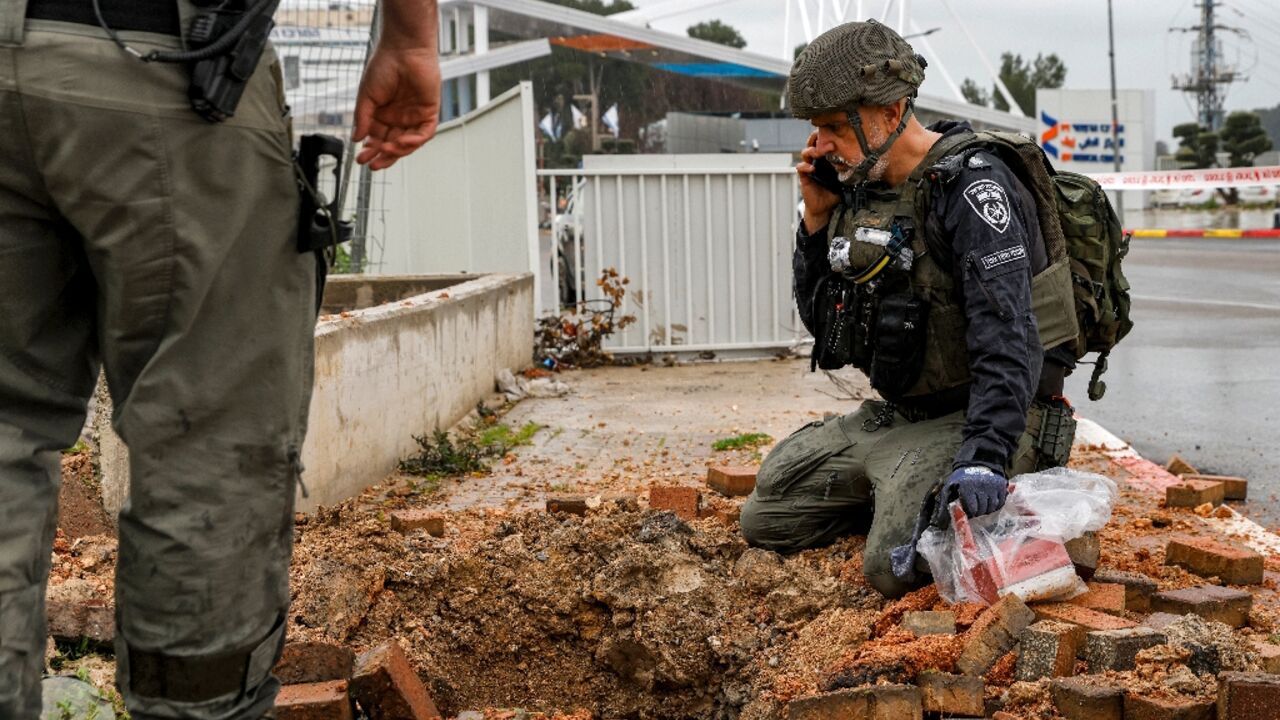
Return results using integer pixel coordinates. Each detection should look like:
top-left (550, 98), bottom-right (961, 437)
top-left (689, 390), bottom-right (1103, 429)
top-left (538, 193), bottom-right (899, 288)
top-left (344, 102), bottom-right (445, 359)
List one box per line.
top-left (1237, 185), bottom-right (1276, 206)
top-left (1177, 188), bottom-right (1213, 208)
top-left (1152, 189), bottom-right (1182, 208)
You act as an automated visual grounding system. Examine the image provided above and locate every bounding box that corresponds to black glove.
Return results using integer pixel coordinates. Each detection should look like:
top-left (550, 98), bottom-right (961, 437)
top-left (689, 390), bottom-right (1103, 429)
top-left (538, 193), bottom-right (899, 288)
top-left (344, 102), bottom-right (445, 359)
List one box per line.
top-left (932, 465), bottom-right (1008, 526)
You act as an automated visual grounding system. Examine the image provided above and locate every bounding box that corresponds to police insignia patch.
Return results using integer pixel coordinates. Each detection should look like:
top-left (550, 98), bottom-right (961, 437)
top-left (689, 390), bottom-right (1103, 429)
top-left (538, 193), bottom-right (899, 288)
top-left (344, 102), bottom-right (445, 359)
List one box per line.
top-left (962, 179), bottom-right (1011, 234)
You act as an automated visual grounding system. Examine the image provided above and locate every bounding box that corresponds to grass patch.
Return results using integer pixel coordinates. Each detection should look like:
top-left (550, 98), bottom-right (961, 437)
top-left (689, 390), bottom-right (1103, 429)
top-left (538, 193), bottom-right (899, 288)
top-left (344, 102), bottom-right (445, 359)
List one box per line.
top-left (712, 432), bottom-right (773, 452)
top-left (477, 422), bottom-right (544, 450)
top-left (62, 440), bottom-right (89, 455)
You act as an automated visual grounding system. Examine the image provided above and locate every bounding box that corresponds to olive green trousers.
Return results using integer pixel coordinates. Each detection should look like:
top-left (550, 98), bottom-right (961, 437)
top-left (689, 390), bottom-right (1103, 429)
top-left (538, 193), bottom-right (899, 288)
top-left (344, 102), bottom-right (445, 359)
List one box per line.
top-left (0, 23), bottom-right (311, 720)
top-left (740, 400), bottom-right (1041, 599)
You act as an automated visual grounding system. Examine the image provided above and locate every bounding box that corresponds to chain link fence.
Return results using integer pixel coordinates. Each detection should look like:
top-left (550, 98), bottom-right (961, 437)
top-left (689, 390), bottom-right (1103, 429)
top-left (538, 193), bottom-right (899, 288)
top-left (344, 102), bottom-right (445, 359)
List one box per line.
top-left (274, 1), bottom-right (385, 271)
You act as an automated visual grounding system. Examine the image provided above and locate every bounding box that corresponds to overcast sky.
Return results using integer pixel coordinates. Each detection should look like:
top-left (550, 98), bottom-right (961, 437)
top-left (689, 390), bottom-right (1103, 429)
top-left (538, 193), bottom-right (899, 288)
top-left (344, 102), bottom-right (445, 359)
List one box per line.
top-left (630, 0), bottom-right (1280, 145)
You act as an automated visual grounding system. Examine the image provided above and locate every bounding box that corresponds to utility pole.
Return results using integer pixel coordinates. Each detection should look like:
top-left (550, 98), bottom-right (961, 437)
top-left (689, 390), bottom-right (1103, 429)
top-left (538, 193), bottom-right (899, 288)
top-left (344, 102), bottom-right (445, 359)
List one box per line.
top-left (1107, 0), bottom-right (1124, 224)
top-left (1171, 0), bottom-right (1242, 133)
top-left (573, 93), bottom-right (600, 152)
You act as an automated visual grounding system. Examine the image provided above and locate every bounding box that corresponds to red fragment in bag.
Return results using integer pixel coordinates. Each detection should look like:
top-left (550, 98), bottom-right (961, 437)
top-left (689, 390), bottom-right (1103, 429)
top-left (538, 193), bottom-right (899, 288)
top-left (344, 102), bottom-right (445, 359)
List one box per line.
top-left (952, 504), bottom-right (1079, 605)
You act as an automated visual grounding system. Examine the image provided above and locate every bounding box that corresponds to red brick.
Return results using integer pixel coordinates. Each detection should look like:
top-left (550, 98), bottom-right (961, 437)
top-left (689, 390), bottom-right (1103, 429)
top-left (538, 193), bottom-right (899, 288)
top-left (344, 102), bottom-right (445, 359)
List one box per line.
top-left (1182, 473), bottom-right (1247, 501)
top-left (648, 485), bottom-right (700, 520)
top-left (865, 685), bottom-right (922, 719)
top-left (956, 594), bottom-right (1035, 676)
top-left (276, 680), bottom-right (353, 720)
top-left (1150, 585), bottom-right (1253, 628)
top-left (1165, 454), bottom-right (1199, 477)
top-left (901, 610), bottom-right (956, 636)
top-left (1066, 582), bottom-right (1126, 616)
top-left (1165, 479), bottom-right (1225, 508)
top-left (706, 466), bottom-right (757, 497)
top-left (545, 497), bottom-right (588, 515)
top-left (1092, 569), bottom-right (1158, 613)
top-left (916, 670), bottom-right (983, 716)
top-left (389, 510), bottom-right (445, 537)
top-left (45, 590), bottom-right (114, 647)
top-left (1164, 536), bottom-right (1263, 585)
top-left (1252, 640), bottom-right (1280, 674)
top-left (1083, 627), bottom-right (1166, 672)
top-left (1124, 693), bottom-right (1213, 720)
top-left (1140, 612), bottom-right (1185, 632)
top-left (1066, 532), bottom-right (1100, 580)
top-left (1016, 620), bottom-right (1079, 680)
top-left (785, 685), bottom-right (922, 720)
top-left (1049, 676), bottom-right (1123, 720)
top-left (1217, 672), bottom-right (1280, 720)
top-left (350, 641), bottom-right (442, 720)
top-left (697, 504), bottom-right (742, 526)
top-left (274, 641), bottom-right (356, 685)
top-left (1030, 603), bottom-right (1138, 649)
top-left (785, 688), bottom-right (869, 719)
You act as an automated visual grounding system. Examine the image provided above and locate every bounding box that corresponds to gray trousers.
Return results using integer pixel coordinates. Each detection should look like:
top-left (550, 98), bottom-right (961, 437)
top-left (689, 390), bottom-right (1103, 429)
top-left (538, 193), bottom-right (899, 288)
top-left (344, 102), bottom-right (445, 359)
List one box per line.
top-left (741, 400), bottom-right (1042, 599)
top-left (0, 23), bottom-right (312, 720)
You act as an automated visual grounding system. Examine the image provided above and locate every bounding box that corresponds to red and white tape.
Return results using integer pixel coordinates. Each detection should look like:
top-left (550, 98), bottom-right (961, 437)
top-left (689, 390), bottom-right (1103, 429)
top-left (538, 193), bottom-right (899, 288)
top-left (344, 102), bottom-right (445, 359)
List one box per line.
top-left (1086, 165), bottom-right (1280, 190)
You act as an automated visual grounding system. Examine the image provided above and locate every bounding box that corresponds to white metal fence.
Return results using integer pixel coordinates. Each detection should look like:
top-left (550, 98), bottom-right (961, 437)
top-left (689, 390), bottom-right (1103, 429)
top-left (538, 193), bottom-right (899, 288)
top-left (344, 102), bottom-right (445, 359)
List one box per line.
top-left (539, 164), bottom-right (807, 354)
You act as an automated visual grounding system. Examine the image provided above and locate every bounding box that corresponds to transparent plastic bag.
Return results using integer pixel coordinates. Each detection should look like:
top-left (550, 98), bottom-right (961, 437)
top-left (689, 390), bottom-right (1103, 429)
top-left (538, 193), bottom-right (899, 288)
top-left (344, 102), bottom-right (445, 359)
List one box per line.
top-left (918, 467), bottom-right (1118, 605)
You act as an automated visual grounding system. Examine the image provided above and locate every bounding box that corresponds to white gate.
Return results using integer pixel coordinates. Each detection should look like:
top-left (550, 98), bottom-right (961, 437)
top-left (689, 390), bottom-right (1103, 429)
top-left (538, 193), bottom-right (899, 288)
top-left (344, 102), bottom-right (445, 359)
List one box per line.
top-left (539, 157), bottom-right (807, 355)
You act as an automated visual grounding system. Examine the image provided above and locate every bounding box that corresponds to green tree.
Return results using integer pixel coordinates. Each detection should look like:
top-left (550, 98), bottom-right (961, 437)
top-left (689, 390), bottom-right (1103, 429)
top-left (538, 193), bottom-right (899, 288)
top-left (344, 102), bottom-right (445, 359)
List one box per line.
top-left (687, 19), bottom-right (746, 48)
top-left (960, 78), bottom-right (989, 107)
top-left (962, 52), bottom-right (1066, 115)
top-left (1173, 122), bottom-right (1219, 169)
top-left (1219, 111), bottom-right (1273, 167)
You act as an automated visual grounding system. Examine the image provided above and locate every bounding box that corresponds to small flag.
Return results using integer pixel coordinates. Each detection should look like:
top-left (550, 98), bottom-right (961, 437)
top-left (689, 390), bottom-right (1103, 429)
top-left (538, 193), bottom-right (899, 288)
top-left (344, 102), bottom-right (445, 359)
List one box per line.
top-left (601, 103), bottom-right (619, 138)
top-left (538, 111), bottom-right (560, 140)
top-left (571, 104), bottom-right (588, 130)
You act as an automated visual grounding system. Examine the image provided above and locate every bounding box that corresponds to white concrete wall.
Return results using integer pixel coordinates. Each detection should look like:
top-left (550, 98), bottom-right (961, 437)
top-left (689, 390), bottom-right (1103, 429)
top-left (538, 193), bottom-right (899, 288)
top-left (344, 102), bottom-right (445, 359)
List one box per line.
top-left (300, 272), bottom-right (534, 511)
top-left (367, 82), bottom-right (539, 300)
top-left (94, 273), bottom-right (535, 516)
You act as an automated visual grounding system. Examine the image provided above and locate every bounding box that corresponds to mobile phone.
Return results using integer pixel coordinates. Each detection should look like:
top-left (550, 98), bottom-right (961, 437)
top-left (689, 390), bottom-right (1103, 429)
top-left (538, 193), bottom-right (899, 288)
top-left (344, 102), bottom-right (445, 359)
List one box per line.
top-left (809, 157), bottom-right (844, 196)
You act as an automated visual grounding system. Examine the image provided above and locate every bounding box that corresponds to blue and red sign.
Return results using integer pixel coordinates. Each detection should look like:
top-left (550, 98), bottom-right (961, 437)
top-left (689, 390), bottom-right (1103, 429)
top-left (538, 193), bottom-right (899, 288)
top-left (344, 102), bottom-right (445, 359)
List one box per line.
top-left (1040, 110), bottom-right (1125, 164)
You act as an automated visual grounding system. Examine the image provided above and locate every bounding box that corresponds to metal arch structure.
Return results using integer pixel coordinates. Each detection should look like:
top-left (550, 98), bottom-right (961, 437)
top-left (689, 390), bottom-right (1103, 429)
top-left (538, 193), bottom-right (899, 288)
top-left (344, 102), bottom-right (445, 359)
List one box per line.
top-left (436, 0), bottom-right (1034, 133)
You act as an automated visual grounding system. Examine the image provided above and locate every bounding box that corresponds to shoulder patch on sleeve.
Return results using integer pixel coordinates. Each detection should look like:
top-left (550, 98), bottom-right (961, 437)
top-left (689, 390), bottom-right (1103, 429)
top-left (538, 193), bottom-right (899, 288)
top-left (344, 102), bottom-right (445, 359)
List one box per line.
top-left (962, 178), bottom-right (1011, 234)
top-left (978, 244), bottom-right (1026, 271)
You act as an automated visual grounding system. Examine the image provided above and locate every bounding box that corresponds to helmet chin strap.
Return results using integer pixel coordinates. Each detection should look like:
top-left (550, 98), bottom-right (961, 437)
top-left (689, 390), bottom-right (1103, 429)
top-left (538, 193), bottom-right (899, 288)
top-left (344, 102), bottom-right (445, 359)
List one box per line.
top-left (843, 97), bottom-right (915, 185)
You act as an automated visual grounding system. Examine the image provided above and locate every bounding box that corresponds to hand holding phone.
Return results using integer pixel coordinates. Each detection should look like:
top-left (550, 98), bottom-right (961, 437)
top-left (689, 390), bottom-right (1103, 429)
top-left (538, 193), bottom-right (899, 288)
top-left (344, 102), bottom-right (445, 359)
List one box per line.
top-left (797, 131), bottom-right (843, 231)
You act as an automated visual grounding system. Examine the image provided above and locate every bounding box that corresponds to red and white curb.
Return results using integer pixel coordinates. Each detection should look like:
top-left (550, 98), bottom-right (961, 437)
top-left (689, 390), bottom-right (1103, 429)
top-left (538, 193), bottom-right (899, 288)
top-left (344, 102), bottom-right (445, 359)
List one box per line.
top-left (1074, 418), bottom-right (1280, 557)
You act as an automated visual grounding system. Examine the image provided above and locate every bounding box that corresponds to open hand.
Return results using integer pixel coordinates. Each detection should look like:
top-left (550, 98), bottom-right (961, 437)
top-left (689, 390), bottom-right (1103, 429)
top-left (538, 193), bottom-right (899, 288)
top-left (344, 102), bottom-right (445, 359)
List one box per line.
top-left (352, 47), bottom-right (442, 170)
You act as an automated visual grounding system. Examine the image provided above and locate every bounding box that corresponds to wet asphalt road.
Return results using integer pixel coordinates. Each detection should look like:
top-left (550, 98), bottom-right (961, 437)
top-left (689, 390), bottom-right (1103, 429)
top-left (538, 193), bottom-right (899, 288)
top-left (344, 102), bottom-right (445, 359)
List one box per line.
top-left (1064, 237), bottom-right (1280, 523)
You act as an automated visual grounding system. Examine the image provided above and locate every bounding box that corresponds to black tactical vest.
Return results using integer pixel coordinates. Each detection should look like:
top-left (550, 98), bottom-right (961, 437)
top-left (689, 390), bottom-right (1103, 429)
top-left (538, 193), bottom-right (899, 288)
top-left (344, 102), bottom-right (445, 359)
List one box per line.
top-left (814, 133), bottom-right (1077, 402)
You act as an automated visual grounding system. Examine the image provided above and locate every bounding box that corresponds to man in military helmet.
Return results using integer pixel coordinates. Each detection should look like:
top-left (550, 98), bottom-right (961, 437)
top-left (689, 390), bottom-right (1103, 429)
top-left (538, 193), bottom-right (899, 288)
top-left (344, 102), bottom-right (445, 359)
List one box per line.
top-left (739, 20), bottom-right (1078, 599)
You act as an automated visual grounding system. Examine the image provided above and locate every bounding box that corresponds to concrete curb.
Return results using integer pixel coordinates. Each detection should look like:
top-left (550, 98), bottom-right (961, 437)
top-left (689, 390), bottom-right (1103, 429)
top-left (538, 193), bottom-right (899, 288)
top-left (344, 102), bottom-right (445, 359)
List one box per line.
top-left (1074, 417), bottom-right (1280, 555)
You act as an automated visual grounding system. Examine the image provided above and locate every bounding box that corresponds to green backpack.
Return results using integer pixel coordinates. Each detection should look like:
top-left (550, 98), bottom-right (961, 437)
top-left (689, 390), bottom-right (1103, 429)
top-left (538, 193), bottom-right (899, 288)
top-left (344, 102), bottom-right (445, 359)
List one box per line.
top-left (939, 131), bottom-right (1135, 400)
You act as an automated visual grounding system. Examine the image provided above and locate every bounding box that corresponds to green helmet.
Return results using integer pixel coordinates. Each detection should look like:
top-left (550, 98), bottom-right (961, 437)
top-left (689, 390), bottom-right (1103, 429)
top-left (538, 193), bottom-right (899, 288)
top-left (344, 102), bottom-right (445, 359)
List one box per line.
top-left (788, 20), bottom-right (927, 119)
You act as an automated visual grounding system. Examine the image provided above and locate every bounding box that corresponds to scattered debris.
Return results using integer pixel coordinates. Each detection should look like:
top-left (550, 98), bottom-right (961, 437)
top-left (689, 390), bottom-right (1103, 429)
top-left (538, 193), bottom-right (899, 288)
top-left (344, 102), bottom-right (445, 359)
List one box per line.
top-left (1165, 535), bottom-right (1264, 585)
top-left (1151, 585), bottom-right (1254, 628)
top-left (390, 510), bottom-right (446, 537)
top-left (1179, 473), bottom-right (1249, 501)
top-left (1165, 478), bottom-right (1225, 508)
top-left (534, 268), bottom-right (636, 369)
top-left (706, 466), bottom-right (757, 497)
top-left (496, 368), bottom-right (570, 401)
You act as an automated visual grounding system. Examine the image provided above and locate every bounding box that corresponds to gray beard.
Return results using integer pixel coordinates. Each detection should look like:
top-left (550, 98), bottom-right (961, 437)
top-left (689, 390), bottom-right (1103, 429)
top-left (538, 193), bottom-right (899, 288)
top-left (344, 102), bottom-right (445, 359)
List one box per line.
top-left (830, 124), bottom-right (891, 184)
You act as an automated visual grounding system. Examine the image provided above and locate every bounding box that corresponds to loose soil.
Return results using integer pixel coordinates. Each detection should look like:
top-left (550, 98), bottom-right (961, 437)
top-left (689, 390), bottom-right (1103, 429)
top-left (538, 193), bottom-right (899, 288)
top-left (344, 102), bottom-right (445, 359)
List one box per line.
top-left (44, 361), bottom-right (1280, 718)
